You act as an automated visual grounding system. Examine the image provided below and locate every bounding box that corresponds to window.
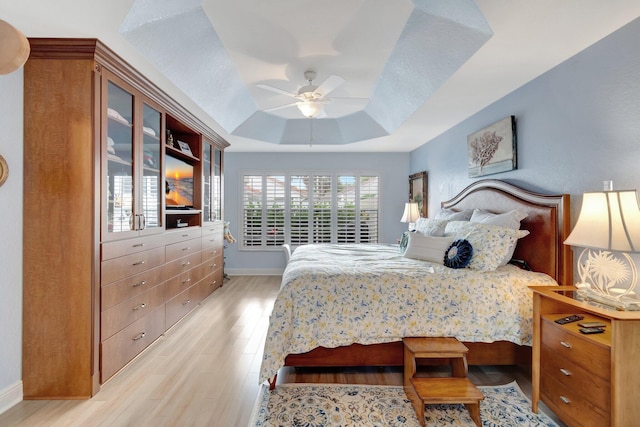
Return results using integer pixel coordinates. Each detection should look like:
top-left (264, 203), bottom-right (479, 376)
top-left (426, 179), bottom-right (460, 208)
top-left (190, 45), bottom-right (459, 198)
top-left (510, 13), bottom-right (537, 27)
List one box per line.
top-left (241, 172), bottom-right (380, 248)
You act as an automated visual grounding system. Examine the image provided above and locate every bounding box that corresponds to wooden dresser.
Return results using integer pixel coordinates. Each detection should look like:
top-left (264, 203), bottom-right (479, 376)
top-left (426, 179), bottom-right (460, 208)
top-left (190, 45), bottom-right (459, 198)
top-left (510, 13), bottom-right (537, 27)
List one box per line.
top-left (531, 286), bottom-right (640, 427)
top-left (23, 38), bottom-right (227, 398)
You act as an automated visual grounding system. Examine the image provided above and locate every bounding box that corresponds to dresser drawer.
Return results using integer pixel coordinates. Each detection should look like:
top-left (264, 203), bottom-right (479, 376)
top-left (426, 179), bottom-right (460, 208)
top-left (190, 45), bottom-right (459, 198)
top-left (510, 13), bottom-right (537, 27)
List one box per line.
top-left (164, 227), bottom-right (202, 245)
top-left (101, 306), bottom-right (166, 382)
top-left (166, 238), bottom-right (202, 262)
top-left (101, 264), bottom-right (165, 310)
top-left (165, 267), bottom-right (203, 301)
top-left (101, 282), bottom-right (166, 340)
top-left (201, 222), bottom-right (223, 236)
top-left (201, 231), bottom-right (222, 248)
top-left (163, 252), bottom-right (202, 278)
top-left (101, 246), bottom-right (166, 284)
top-left (165, 287), bottom-right (200, 328)
top-left (541, 372), bottom-right (609, 427)
top-left (200, 254), bottom-right (223, 277)
top-left (541, 319), bottom-right (610, 374)
top-left (541, 344), bottom-right (610, 411)
top-left (101, 234), bottom-right (167, 261)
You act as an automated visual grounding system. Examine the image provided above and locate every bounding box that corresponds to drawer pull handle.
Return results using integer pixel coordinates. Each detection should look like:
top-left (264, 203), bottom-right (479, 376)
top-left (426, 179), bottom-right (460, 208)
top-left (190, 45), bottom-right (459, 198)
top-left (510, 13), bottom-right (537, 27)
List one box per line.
top-left (133, 332), bottom-right (146, 341)
top-left (182, 234), bottom-right (189, 237)
top-left (133, 243), bottom-right (145, 247)
top-left (181, 261), bottom-right (191, 267)
top-left (133, 280), bottom-right (147, 288)
top-left (182, 299), bottom-right (191, 306)
top-left (182, 278), bottom-right (191, 284)
top-left (210, 280), bottom-right (216, 286)
top-left (560, 368), bottom-right (572, 376)
top-left (560, 341), bottom-right (572, 349)
top-left (133, 260), bottom-right (146, 266)
top-left (560, 396), bottom-right (571, 404)
top-left (133, 303), bottom-right (146, 311)
top-left (182, 246), bottom-right (191, 251)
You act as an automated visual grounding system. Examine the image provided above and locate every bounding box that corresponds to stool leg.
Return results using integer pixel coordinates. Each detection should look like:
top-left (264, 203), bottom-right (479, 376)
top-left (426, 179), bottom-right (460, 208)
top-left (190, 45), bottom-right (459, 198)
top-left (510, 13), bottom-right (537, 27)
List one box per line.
top-left (451, 355), bottom-right (468, 377)
top-left (465, 402), bottom-right (481, 427)
top-left (404, 386), bottom-right (425, 427)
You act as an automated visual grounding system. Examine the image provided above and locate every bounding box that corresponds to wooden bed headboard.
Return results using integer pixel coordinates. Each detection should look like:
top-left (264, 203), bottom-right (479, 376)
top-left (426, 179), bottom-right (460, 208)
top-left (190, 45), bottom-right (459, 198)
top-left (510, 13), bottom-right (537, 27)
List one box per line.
top-left (441, 179), bottom-right (572, 285)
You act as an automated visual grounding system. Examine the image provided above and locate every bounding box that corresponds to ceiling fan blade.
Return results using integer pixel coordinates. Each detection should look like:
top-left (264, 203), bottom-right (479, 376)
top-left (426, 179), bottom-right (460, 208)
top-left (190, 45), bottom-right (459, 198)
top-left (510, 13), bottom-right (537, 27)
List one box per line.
top-left (314, 75), bottom-right (345, 97)
top-left (257, 84), bottom-right (298, 98)
top-left (263, 102), bottom-right (297, 112)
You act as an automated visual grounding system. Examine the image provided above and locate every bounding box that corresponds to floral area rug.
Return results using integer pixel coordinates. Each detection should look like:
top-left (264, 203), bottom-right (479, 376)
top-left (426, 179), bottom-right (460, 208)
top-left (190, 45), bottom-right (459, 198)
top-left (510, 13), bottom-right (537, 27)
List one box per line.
top-left (248, 381), bottom-right (558, 427)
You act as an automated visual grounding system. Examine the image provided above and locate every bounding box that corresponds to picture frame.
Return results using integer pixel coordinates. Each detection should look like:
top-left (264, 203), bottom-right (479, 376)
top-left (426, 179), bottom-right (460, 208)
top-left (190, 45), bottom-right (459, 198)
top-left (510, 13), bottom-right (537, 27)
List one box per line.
top-left (177, 140), bottom-right (193, 156)
top-left (409, 171), bottom-right (427, 218)
top-left (467, 115), bottom-right (516, 178)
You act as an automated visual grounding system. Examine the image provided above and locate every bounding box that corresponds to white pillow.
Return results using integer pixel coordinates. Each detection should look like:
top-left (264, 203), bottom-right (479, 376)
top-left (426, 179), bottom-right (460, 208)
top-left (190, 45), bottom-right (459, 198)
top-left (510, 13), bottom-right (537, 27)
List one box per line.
top-left (413, 218), bottom-right (448, 236)
top-left (444, 221), bottom-right (529, 270)
top-left (434, 208), bottom-right (473, 221)
top-left (403, 233), bottom-right (455, 264)
top-left (470, 209), bottom-right (527, 230)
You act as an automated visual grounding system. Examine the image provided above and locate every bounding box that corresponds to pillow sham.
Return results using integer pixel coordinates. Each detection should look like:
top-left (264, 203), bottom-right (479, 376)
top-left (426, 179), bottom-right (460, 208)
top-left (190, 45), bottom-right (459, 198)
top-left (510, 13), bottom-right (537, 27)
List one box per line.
top-left (434, 208), bottom-right (473, 221)
top-left (470, 208), bottom-right (527, 230)
top-left (413, 217), bottom-right (448, 236)
top-left (403, 232), bottom-right (455, 264)
top-left (444, 221), bottom-right (529, 271)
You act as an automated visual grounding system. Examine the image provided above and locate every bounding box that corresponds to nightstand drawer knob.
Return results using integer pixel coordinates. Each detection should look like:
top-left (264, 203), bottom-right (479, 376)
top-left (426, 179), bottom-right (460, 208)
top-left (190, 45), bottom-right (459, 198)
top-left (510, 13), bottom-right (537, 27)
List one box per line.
top-left (560, 368), bottom-right (572, 376)
top-left (560, 341), bottom-right (572, 349)
top-left (560, 396), bottom-right (571, 404)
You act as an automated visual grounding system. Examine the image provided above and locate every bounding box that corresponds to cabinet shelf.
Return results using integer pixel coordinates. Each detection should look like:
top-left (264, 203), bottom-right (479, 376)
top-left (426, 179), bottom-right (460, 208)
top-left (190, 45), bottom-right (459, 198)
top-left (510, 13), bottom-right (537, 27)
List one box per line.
top-left (166, 144), bottom-right (199, 163)
top-left (166, 209), bottom-right (201, 215)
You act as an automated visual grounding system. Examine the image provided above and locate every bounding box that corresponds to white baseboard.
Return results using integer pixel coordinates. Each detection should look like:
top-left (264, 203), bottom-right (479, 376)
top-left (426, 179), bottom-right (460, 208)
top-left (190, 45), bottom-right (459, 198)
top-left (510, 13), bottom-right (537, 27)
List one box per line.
top-left (0, 381), bottom-right (22, 415)
top-left (225, 268), bottom-right (283, 276)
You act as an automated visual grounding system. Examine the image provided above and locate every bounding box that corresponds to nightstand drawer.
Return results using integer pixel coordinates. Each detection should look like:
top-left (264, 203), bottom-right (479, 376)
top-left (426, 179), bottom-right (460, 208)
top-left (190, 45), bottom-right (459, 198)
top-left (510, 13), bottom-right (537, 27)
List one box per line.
top-left (541, 344), bottom-right (610, 410)
top-left (541, 373), bottom-right (609, 427)
top-left (541, 319), bottom-right (610, 374)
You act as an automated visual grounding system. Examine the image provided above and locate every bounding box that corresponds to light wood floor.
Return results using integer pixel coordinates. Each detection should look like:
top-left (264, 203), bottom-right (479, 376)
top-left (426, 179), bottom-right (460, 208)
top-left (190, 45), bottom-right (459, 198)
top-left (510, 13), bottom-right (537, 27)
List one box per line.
top-left (0, 275), bottom-right (562, 426)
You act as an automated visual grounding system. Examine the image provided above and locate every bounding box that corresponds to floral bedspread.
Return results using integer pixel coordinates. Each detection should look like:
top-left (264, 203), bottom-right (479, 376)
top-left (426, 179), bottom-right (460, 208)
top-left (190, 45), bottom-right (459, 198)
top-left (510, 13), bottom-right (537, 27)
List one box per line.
top-left (259, 243), bottom-right (558, 384)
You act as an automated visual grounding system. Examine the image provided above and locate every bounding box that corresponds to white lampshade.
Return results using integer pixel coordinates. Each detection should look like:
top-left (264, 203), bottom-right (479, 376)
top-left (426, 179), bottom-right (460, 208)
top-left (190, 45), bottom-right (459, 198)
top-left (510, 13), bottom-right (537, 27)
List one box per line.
top-left (400, 202), bottom-right (420, 223)
top-left (297, 101), bottom-right (324, 118)
top-left (564, 190), bottom-right (640, 253)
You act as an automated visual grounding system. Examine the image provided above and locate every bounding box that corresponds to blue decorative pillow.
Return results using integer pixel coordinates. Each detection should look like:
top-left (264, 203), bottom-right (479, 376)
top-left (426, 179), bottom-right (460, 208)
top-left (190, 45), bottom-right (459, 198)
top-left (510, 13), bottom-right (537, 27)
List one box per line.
top-left (444, 239), bottom-right (473, 269)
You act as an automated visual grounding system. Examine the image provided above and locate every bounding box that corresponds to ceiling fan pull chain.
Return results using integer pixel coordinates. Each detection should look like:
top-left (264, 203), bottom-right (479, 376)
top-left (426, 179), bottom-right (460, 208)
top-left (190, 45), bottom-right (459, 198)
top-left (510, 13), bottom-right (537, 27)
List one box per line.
top-left (309, 117), bottom-right (313, 147)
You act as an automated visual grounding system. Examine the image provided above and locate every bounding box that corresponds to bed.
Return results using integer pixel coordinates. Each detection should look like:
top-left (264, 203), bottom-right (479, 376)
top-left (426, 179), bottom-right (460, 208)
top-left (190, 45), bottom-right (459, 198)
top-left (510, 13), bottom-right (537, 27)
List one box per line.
top-left (260, 179), bottom-right (571, 388)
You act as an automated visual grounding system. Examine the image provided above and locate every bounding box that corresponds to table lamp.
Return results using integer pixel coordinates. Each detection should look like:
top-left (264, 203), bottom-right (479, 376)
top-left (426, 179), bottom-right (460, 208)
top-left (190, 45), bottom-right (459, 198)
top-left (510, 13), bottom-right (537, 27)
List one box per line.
top-left (401, 202), bottom-right (420, 231)
top-left (564, 190), bottom-right (640, 310)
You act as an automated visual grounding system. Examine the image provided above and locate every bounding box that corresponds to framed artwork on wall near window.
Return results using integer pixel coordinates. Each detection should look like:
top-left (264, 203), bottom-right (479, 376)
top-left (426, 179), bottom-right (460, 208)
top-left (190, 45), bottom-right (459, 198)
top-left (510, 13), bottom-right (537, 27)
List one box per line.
top-left (409, 171), bottom-right (427, 218)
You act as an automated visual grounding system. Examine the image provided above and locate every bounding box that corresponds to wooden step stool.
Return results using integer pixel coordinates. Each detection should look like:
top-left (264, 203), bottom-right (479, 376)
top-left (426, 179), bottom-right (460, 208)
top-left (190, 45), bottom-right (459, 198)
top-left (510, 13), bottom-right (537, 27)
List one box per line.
top-left (403, 337), bottom-right (484, 427)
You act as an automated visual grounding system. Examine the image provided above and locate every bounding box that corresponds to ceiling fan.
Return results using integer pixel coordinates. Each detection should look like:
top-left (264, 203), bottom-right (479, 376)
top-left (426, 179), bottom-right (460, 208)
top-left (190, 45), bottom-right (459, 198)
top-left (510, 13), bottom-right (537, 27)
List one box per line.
top-left (257, 70), bottom-right (348, 119)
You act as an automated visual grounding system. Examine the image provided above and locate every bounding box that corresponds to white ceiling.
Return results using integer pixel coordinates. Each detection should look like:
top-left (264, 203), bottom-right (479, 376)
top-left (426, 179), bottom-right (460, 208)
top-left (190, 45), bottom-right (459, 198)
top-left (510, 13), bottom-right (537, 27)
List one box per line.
top-left (2, 1), bottom-right (640, 152)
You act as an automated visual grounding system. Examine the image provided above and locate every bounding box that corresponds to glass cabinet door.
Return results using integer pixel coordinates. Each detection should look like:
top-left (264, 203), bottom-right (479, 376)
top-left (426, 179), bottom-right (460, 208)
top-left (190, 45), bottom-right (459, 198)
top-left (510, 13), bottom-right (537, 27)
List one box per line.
top-left (213, 147), bottom-right (222, 221)
top-left (202, 144), bottom-right (212, 222)
top-left (202, 142), bottom-right (222, 223)
top-left (140, 102), bottom-right (163, 232)
top-left (104, 76), bottom-right (164, 241)
top-left (106, 81), bottom-right (135, 235)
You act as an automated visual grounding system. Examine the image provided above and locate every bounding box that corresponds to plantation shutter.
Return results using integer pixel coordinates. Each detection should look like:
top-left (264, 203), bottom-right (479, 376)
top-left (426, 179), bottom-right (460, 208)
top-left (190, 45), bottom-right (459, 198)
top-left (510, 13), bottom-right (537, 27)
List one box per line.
top-left (290, 175), bottom-right (309, 245)
top-left (240, 171), bottom-right (380, 248)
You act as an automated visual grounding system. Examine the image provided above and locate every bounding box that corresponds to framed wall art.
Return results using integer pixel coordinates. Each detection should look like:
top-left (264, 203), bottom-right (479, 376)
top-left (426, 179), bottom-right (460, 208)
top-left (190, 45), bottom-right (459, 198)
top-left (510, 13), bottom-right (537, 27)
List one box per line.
top-left (409, 171), bottom-right (427, 218)
top-left (468, 116), bottom-right (516, 178)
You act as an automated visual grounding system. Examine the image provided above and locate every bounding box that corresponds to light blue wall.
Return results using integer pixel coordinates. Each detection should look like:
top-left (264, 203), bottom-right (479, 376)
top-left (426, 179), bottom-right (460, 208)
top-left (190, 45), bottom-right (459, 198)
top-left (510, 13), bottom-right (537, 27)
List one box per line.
top-left (411, 17), bottom-right (640, 222)
top-left (0, 69), bottom-right (24, 409)
top-left (223, 152), bottom-right (410, 274)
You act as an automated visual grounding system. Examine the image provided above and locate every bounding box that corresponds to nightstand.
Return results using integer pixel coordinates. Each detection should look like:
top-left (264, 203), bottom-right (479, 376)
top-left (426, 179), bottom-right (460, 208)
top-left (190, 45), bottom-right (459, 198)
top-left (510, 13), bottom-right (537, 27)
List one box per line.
top-left (530, 286), bottom-right (640, 427)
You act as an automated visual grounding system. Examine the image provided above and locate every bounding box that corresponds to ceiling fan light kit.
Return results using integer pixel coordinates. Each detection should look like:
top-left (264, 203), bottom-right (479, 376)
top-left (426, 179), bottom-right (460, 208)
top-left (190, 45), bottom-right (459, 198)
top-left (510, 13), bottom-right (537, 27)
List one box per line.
top-left (297, 100), bottom-right (324, 118)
